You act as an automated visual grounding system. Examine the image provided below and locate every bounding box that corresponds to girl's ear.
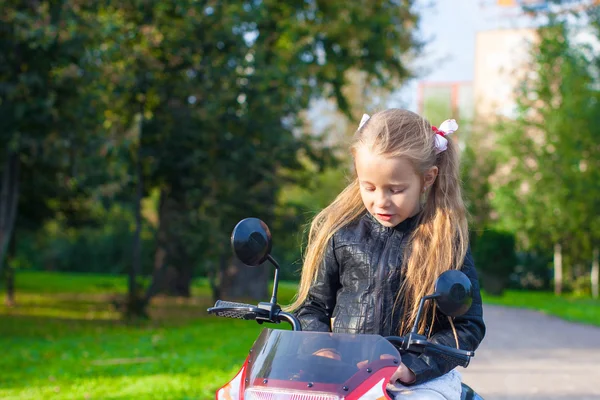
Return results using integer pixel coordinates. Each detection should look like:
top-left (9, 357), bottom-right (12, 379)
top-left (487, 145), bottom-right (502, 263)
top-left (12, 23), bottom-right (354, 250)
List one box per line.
top-left (423, 166), bottom-right (438, 191)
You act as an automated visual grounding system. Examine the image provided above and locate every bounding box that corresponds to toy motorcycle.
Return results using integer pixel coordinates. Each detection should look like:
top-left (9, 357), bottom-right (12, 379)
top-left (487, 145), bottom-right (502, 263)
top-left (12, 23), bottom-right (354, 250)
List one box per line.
top-left (208, 218), bottom-right (483, 400)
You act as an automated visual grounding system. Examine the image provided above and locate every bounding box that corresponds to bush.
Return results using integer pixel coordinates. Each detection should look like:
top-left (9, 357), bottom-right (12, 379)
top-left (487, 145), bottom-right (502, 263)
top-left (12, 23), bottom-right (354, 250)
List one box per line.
top-left (509, 251), bottom-right (552, 290)
top-left (16, 212), bottom-right (156, 275)
top-left (472, 230), bottom-right (517, 295)
top-left (571, 275), bottom-right (592, 297)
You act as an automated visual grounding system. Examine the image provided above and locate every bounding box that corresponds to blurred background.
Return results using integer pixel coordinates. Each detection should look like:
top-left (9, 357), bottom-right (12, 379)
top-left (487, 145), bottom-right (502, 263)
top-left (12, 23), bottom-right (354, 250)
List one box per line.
top-left (1, 0), bottom-right (599, 399)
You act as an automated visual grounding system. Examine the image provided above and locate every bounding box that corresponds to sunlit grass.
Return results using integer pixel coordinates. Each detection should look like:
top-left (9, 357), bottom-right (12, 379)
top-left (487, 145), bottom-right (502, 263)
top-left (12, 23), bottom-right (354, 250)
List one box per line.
top-left (11, 271), bottom-right (128, 294)
top-left (483, 289), bottom-right (600, 326)
top-left (0, 313), bottom-right (265, 399)
top-left (0, 271), bottom-right (297, 399)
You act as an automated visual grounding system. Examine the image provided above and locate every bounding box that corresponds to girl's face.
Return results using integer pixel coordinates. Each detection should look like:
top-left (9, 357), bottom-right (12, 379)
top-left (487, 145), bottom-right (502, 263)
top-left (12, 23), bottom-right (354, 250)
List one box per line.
top-left (355, 147), bottom-right (437, 228)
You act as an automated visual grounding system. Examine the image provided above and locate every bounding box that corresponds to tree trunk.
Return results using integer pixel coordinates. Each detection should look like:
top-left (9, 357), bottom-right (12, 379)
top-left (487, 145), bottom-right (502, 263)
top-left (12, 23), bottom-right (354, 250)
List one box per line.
top-left (129, 156), bottom-right (143, 295)
top-left (207, 255), bottom-right (226, 303)
top-left (5, 264), bottom-right (15, 307)
top-left (143, 188), bottom-right (169, 304)
top-left (0, 150), bottom-right (20, 276)
top-left (554, 243), bottom-right (562, 296)
top-left (219, 256), bottom-right (269, 301)
top-left (5, 229), bottom-right (16, 307)
top-left (163, 232), bottom-right (193, 297)
top-left (126, 117), bottom-right (145, 318)
top-left (143, 189), bottom-right (192, 302)
top-left (169, 265), bottom-right (192, 297)
top-left (592, 247), bottom-right (599, 300)
top-left (143, 238), bottom-right (168, 302)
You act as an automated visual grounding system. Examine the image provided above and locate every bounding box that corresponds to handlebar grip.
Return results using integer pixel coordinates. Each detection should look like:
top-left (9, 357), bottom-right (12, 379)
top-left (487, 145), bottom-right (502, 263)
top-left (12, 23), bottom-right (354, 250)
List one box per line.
top-left (214, 300), bottom-right (254, 309)
top-left (424, 343), bottom-right (472, 368)
top-left (208, 300), bottom-right (267, 320)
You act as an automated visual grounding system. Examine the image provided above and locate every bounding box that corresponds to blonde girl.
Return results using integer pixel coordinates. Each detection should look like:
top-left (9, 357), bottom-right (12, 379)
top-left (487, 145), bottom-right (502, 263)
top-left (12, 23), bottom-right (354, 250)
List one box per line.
top-left (289, 109), bottom-right (485, 400)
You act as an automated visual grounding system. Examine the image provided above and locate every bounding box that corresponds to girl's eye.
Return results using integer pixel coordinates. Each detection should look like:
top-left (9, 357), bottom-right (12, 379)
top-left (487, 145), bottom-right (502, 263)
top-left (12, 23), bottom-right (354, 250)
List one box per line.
top-left (364, 187), bottom-right (375, 192)
top-left (391, 188), bottom-right (405, 194)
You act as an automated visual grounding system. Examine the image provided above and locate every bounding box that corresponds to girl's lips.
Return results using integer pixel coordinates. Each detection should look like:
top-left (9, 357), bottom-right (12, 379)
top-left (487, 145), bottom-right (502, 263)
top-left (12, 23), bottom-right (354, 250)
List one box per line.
top-left (376, 213), bottom-right (393, 221)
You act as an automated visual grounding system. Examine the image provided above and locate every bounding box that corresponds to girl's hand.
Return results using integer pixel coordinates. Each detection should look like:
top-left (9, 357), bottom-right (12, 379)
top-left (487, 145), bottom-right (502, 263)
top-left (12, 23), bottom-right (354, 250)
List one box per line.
top-left (390, 362), bottom-right (416, 385)
top-left (312, 348), bottom-right (341, 360)
top-left (356, 354), bottom-right (416, 384)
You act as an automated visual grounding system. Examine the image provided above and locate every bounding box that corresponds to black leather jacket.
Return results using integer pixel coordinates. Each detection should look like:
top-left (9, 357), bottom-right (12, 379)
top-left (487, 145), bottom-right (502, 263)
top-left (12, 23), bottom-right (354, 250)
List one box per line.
top-left (294, 212), bottom-right (486, 385)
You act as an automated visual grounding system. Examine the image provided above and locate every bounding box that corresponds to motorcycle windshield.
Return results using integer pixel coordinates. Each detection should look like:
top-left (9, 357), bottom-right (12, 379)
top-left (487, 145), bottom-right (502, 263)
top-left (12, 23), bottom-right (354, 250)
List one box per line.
top-left (243, 329), bottom-right (400, 398)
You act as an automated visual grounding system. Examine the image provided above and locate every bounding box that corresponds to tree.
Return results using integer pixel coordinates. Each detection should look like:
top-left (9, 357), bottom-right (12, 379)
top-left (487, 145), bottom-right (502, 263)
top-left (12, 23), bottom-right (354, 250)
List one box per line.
top-left (0, 2), bottom-right (101, 296)
top-left (492, 14), bottom-right (600, 295)
top-left (2, 1), bottom-right (425, 312)
top-left (121, 0), bottom-right (425, 303)
top-left (205, 0), bottom-right (424, 300)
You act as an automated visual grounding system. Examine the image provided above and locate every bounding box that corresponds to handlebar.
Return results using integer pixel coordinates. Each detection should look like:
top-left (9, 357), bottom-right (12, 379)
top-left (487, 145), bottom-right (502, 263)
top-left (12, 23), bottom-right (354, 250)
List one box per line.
top-left (385, 335), bottom-right (473, 368)
top-left (209, 300), bottom-right (473, 368)
top-left (208, 300), bottom-right (267, 320)
top-left (207, 300), bottom-right (302, 331)
top-left (424, 341), bottom-right (472, 368)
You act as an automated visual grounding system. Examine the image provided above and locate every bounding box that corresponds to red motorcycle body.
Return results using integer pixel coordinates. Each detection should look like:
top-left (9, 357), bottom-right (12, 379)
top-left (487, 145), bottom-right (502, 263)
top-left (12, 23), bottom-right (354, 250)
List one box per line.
top-left (216, 329), bottom-right (402, 400)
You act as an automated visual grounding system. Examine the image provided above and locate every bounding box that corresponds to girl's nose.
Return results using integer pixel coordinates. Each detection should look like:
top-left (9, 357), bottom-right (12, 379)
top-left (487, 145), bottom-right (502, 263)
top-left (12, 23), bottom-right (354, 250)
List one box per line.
top-left (374, 190), bottom-right (390, 208)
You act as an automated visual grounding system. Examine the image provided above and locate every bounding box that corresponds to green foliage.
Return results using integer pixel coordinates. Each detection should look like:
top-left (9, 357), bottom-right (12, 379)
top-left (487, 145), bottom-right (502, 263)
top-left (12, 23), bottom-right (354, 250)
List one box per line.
top-left (273, 163), bottom-right (351, 279)
top-left (510, 251), bottom-right (552, 290)
top-left (472, 230), bottom-right (517, 295)
top-left (90, 0), bottom-right (423, 299)
top-left (491, 12), bottom-right (600, 282)
top-left (571, 274), bottom-right (593, 297)
top-left (0, 2), bottom-right (98, 145)
top-left (461, 144), bottom-right (496, 233)
top-left (17, 204), bottom-right (156, 275)
top-left (2, 0), bottom-right (423, 301)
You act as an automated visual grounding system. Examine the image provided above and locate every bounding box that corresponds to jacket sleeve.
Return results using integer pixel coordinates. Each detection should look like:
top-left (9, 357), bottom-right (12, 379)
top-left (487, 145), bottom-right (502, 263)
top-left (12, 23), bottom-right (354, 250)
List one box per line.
top-left (401, 246), bottom-right (486, 385)
top-left (294, 236), bottom-right (341, 332)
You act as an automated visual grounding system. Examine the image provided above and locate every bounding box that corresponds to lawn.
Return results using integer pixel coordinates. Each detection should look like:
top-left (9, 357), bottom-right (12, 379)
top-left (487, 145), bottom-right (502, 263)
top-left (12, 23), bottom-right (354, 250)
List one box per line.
top-left (1, 271), bottom-right (598, 399)
top-left (483, 289), bottom-right (600, 327)
top-left (0, 271), bottom-right (298, 400)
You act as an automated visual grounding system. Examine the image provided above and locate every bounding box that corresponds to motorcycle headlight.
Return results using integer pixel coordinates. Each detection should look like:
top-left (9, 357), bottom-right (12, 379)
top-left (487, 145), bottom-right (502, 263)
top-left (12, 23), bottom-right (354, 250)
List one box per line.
top-left (244, 388), bottom-right (340, 400)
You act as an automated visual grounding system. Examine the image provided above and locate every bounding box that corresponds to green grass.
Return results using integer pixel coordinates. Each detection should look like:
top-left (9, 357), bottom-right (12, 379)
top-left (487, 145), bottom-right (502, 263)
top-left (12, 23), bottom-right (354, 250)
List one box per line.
top-left (10, 270), bottom-right (128, 294)
top-left (0, 271), bottom-right (298, 400)
top-left (10, 270), bottom-right (214, 297)
top-left (1, 271), bottom-right (598, 399)
top-left (483, 289), bottom-right (600, 327)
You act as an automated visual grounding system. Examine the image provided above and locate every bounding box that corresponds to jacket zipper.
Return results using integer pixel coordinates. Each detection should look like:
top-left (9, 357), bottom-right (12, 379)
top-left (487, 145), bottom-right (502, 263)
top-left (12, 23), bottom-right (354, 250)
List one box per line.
top-left (376, 229), bottom-right (405, 335)
top-left (375, 230), bottom-right (393, 333)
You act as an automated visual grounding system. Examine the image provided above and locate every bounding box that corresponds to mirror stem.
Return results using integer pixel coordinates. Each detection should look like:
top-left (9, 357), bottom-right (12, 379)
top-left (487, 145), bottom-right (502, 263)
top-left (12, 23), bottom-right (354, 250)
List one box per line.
top-left (267, 254), bottom-right (280, 305)
top-left (410, 293), bottom-right (440, 334)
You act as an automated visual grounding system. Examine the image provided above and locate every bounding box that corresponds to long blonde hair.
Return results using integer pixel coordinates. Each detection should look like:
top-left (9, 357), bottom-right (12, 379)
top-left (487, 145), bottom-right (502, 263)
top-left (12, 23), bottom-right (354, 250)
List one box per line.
top-left (287, 109), bottom-right (468, 335)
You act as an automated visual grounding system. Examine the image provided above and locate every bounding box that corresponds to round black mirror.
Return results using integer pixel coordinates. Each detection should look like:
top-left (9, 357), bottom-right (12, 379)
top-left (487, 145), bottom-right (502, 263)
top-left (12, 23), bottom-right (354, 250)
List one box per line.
top-left (231, 218), bottom-right (272, 267)
top-left (434, 270), bottom-right (473, 318)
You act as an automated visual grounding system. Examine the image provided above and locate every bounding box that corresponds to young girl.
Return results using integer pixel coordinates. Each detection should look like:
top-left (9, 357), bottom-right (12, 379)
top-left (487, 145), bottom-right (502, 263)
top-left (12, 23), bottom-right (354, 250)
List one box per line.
top-left (288, 109), bottom-right (486, 400)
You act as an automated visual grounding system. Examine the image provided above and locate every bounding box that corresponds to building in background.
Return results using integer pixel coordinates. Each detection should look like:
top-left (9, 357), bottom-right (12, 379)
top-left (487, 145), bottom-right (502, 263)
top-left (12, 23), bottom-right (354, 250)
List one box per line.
top-left (473, 28), bottom-right (537, 124)
top-left (493, 0), bottom-right (599, 12)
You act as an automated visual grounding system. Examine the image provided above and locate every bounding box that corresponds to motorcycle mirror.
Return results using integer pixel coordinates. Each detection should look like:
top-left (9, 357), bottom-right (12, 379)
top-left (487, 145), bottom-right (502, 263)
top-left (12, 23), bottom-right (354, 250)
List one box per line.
top-left (231, 218), bottom-right (272, 267)
top-left (231, 217), bottom-right (282, 307)
top-left (434, 270), bottom-right (473, 318)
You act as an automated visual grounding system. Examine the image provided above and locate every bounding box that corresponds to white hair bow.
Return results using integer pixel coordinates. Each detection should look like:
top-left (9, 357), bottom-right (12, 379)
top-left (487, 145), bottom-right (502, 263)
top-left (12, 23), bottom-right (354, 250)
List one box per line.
top-left (358, 113), bottom-right (370, 130)
top-left (433, 119), bottom-right (458, 154)
top-left (358, 114), bottom-right (458, 154)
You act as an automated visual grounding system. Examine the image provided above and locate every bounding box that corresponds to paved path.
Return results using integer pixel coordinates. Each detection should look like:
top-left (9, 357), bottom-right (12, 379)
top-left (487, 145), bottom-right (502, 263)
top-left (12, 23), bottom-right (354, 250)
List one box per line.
top-left (460, 305), bottom-right (600, 400)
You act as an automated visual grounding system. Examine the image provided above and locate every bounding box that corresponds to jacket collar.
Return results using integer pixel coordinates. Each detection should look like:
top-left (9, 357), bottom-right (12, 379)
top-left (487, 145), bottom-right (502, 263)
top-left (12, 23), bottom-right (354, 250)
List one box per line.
top-left (364, 211), bottom-right (421, 233)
